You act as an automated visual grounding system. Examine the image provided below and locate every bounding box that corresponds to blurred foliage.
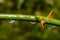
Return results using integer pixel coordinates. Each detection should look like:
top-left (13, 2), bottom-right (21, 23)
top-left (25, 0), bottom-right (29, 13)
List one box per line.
top-left (0, 0), bottom-right (60, 40)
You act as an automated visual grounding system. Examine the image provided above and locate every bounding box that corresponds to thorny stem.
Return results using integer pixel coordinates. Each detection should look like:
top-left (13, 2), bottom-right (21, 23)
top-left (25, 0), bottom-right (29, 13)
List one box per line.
top-left (0, 14), bottom-right (60, 25)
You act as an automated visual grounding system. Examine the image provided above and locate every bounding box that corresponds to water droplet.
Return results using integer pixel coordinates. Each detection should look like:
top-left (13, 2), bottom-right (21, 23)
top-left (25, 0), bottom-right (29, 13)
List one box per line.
top-left (30, 22), bottom-right (36, 24)
top-left (8, 20), bottom-right (15, 24)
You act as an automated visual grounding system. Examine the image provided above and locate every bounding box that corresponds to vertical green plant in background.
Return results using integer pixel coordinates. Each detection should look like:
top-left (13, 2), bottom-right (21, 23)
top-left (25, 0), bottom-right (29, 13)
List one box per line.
top-left (17, 0), bottom-right (24, 10)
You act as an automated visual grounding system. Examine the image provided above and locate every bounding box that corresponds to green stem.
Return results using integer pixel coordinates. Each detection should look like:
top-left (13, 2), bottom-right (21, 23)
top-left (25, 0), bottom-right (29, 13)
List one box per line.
top-left (0, 14), bottom-right (60, 25)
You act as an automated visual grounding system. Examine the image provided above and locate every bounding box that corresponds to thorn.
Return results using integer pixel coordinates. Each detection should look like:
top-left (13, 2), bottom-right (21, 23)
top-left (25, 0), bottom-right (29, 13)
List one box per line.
top-left (47, 9), bottom-right (54, 18)
top-left (35, 10), bottom-right (54, 31)
top-left (41, 20), bottom-right (45, 31)
top-left (40, 9), bottom-right (54, 30)
top-left (40, 20), bottom-right (45, 29)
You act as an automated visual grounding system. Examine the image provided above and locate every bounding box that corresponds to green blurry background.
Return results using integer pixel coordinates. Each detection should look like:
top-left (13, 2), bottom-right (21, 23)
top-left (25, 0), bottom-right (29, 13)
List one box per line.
top-left (0, 0), bottom-right (60, 40)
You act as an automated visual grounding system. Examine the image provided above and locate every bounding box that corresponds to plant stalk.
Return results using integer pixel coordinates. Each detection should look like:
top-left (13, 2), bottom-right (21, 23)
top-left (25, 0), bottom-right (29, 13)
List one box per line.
top-left (0, 14), bottom-right (60, 25)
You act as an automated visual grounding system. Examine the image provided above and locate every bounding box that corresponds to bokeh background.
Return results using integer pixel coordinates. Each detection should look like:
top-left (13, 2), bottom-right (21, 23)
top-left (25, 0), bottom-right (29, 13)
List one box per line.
top-left (0, 0), bottom-right (60, 40)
